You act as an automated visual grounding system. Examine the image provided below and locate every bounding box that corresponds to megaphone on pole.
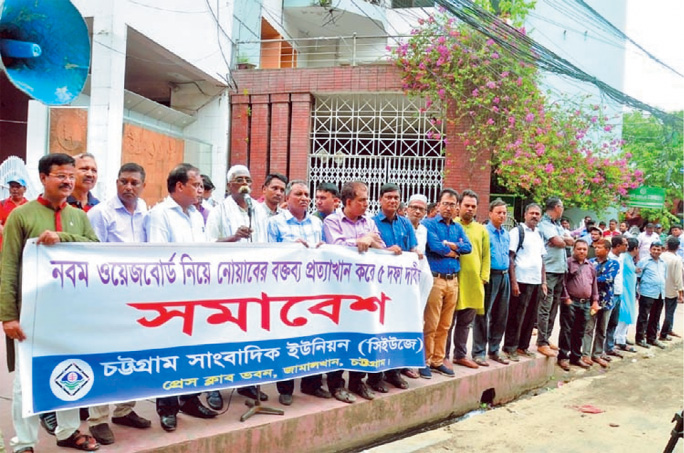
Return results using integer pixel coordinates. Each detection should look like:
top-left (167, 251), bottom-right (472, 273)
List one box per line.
top-left (0, 0), bottom-right (90, 105)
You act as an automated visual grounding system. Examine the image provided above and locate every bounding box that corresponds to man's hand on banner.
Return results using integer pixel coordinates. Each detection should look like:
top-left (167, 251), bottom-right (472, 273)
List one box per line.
top-left (36, 230), bottom-right (60, 245)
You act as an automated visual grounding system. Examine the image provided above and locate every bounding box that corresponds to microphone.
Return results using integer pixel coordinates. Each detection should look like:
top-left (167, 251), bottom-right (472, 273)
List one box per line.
top-left (239, 185), bottom-right (253, 216)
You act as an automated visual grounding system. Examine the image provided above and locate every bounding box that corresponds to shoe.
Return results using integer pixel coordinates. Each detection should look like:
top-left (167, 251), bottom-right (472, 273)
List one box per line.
top-left (601, 354), bottom-right (612, 362)
top-left (332, 388), bottom-right (356, 403)
top-left (537, 345), bottom-right (558, 358)
top-left (39, 412), bottom-right (57, 436)
top-left (15, 448), bottom-right (34, 453)
top-left (349, 382), bottom-right (375, 400)
top-left (648, 340), bottom-right (666, 349)
top-left (517, 348), bottom-right (536, 358)
top-left (506, 351), bottom-right (520, 362)
top-left (617, 344), bottom-right (637, 353)
top-left (605, 349), bottom-right (623, 359)
top-left (636, 340), bottom-right (650, 348)
top-left (237, 386), bottom-right (268, 401)
top-left (453, 358), bottom-right (479, 369)
top-left (660, 335), bottom-right (672, 342)
top-left (55, 430), bottom-right (100, 451)
top-left (89, 423), bottom-right (115, 445)
top-left (278, 394), bottom-right (293, 406)
top-left (580, 356), bottom-right (594, 366)
top-left (385, 371), bottom-right (409, 389)
top-left (557, 359), bottom-right (570, 371)
top-left (549, 343), bottom-right (560, 351)
top-left (179, 397), bottom-right (217, 418)
top-left (368, 380), bottom-right (389, 393)
top-left (473, 357), bottom-right (489, 367)
top-left (626, 338), bottom-right (635, 345)
top-left (592, 357), bottom-right (609, 368)
top-left (489, 354), bottom-right (510, 365)
top-left (570, 359), bottom-right (591, 369)
top-left (431, 364), bottom-right (456, 376)
top-left (206, 391), bottom-right (223, 410)
top-left (301, 387), bottom-right (332, 399)
top-left (669, 331), bottom-right (681, 338)
top-left (419, 366), bottom-right (433, 379)
top-left (111, 411), bottom-right (151, 429)
top-left (160, 414), bottom-right (177, 432)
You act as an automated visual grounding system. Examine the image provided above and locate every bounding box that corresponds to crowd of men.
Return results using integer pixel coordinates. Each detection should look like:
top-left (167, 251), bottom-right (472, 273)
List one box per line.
top-left (0, 153), bottom-right (682, 452)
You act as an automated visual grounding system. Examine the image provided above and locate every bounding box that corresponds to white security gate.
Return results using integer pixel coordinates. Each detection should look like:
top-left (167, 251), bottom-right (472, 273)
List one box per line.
top-left (309, 94), bottom-right (445, 212)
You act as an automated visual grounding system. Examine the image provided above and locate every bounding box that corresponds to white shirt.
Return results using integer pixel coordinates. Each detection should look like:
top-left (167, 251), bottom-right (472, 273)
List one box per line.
top-left (256, 200), bottom-right (282, 218)
top-left (87, 196), bottom-right (148, 243)
top-left (608, 251), bottom-right (624, 295)
top-left (509, 224), bottom-right (547, 285)
top-left (205, 195), bottom-right (268, 243)
top-left (145, 196), bottom-right (206, 243)
top-left (414, 223), bottom-right (428, 255)
top-left (637, 231), bottom-right (658, 261)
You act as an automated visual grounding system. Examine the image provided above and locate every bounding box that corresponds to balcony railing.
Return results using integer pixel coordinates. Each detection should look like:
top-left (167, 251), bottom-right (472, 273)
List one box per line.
top-left (235, 34), bottom-right (411, 70)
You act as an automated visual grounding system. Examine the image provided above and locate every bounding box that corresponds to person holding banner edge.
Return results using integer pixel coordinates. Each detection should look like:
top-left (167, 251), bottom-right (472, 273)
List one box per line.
top-left (1, 153), bottom-right (100, 452)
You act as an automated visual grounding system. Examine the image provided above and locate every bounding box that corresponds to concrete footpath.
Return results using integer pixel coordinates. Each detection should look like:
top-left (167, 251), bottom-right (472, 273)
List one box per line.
top-left (1, 312), bottom-right (680, 452)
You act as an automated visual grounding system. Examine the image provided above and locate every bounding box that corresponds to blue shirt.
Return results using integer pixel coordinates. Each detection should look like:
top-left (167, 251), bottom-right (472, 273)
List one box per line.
top-left (422, 214), bottom-right (472, 274)
top-left (486, 222), bottom-right (510, 271)
top-left (590, 257), bottom-right (619, 310)
top-left (267, 210), bottom-right (323, 245)
top-left (636, 255), bottom-right (667, 298)
top-left (87, 196), bottom-right (147, 243)
top-left (373, 212), bottom-right (417, 252)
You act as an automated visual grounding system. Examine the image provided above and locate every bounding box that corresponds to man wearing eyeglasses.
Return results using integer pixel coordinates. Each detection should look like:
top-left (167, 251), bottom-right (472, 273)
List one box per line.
top-left (1, 153), bottom-right (101, 452)
top-left (420, 189), bottom-right (472, 379)
top-left (67, 153), bottom-right (100, 212)
top-left (84, 163), bottom-right (152, 444)
top-left (206, 165), bottom-right (268, 243)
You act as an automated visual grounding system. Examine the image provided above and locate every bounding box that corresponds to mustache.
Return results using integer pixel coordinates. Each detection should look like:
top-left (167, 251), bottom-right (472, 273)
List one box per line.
top-left (58, 183), bottom-right (73, 190)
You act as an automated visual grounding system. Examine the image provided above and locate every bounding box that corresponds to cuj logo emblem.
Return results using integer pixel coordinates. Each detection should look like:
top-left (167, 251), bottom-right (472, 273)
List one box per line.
top-left (49, 359), bottom-right (94, 402)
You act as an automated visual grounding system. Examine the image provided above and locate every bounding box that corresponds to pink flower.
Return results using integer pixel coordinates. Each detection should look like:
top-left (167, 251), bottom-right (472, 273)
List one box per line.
top-left (508, 116), bottom-right (515, 125)
top-left (545, 163), bottom-right (554, 173)
top-left (491, 52), bottom-right (499, 59)
top-left (500, 71), bottom-right (509, 78)
top-left (486, 81), bottom-right (496, 89)
top-left (525, 113), bottom-right (535, 122)
top-left (493, 97), bottom-right (500, 104)
top-left (487, 118), bottom-right (495, 125)
top-left (472, 89), bottom-right (479, 97)
top-left (535, 143), bottom-right (545, 156)
top-left (604, 125), bottom-right (612, 132)
top-left (590, 116), bottom-right (598, 123)
top-left (567, 167), bottom-right (575, 174)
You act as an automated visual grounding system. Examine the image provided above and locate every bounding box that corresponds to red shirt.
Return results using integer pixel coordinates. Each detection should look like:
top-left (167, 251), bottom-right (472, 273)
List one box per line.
top-left (0, 196), bottom-right (29, 251)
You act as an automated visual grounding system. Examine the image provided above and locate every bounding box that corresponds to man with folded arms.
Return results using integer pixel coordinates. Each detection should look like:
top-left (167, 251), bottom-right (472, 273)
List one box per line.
top-left (267, 180), bottom-right (331, 405)
top-left (371, 183), bottom-right (417, 391)
top-left (145, 163), bottom-right (218, 432)
top-left (1, 153), bottom-right (100, 452)
top-left (536, 197), bottom-right (573, 358)
top-left (85, 163), bottom-right (152, 444)
top-left (446, 189), bottom-right (489, 370)
top-left (581, 239), bottom-right (619, 368)
top-left (557, 240), bottom-right (599, 371)
top-left (471, 199), bottom-right (511, 366)
top-left (635, 241), bottom-right (667, 349)
top-left (421, 189), bottom-right (472, 378)
top-left (324, 181), bottom-right (386, 402)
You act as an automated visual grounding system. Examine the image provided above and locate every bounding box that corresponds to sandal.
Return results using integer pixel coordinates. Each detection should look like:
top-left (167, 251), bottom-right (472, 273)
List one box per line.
top-left (401, 368), bottom-right (420, 379)
top-left (368, 380), bottom-right (389, 393)
top-left (385, 372), bottom-right (409, 389)
top-left (56, 430), bottom-right (100, 451)
top-left (333, 387), bottom-right (356, 404)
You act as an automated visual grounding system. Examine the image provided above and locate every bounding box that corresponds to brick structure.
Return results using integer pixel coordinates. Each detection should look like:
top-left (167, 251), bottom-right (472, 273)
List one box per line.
top-left (230, 65), bottom-right (491, 218)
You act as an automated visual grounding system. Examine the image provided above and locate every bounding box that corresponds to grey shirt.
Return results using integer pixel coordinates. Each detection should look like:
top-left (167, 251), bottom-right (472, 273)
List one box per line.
top-left (538, 214), bottom-right (567, 274)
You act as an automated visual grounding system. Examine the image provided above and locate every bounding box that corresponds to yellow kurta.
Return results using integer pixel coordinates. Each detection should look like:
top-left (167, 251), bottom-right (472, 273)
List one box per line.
top-left (457, 219), bottom-right (491, 314)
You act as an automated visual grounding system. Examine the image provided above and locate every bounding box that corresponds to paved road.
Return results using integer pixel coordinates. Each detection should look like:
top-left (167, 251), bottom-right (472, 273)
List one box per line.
top-left (367, 340), bottom-right (683, 453)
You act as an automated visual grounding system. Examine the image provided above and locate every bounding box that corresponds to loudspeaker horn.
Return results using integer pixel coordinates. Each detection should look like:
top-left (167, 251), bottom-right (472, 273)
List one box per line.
top-left (0, 0), bottom-right (90, 105)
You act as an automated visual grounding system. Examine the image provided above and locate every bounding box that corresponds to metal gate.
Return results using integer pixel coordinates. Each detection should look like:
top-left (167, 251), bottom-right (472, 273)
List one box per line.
top-left (308, 93), bottom-right (445, 212)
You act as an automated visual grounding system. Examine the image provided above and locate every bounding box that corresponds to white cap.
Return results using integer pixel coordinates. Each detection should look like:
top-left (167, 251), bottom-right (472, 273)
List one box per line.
top-left (408, 194), bottom-right (428, 204)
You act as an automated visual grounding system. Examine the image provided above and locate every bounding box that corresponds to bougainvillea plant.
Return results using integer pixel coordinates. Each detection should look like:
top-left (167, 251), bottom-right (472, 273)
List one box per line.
top-left (390, 11), bottom-right (643, 211)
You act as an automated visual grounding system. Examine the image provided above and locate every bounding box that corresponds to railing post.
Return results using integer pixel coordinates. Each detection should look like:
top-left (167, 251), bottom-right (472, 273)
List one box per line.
top-left (352, 33), bottom-right (357, 66)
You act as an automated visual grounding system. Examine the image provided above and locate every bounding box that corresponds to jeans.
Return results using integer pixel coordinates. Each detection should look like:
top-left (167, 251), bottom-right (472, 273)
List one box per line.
top-left (472, 272), bottom-right (510, 358)
top-left (504, 283), bottom-right (541, 353)
top-left (582, 308), bottom-right (612, 358)
top-left (445, 308), bottom-right (476, 360)
top-left (635, 296), bottom-right (664, 343)
top-left (536, 272), bottom-right (564, 347)
top-left (604, 296), bottom-right (621, 352)
top-left (558, 299), bottom-right (590, 361)
top-left (661, 297), bottom-right (678, 338)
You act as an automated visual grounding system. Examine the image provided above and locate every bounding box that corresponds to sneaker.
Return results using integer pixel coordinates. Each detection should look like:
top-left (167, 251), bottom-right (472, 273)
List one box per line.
top-left (506, 350), bottom-right (520, 362)
top-left (419, 366), bottom-right (432, 379)
top-left (430, 364), bottom-right (455, 377)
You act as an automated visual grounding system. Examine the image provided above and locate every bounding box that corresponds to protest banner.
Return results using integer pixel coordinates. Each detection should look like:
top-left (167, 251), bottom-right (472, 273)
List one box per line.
top-left (18, 241), bottom-right (423, 415)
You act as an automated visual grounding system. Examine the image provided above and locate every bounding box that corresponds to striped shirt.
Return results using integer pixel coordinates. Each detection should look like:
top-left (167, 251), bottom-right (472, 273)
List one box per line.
top-left (267, 210), bottom-right (322, 245)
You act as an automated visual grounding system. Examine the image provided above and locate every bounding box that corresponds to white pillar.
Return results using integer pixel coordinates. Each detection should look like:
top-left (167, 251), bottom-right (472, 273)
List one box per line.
top-left (87, 3), bottom-right (127, 202)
